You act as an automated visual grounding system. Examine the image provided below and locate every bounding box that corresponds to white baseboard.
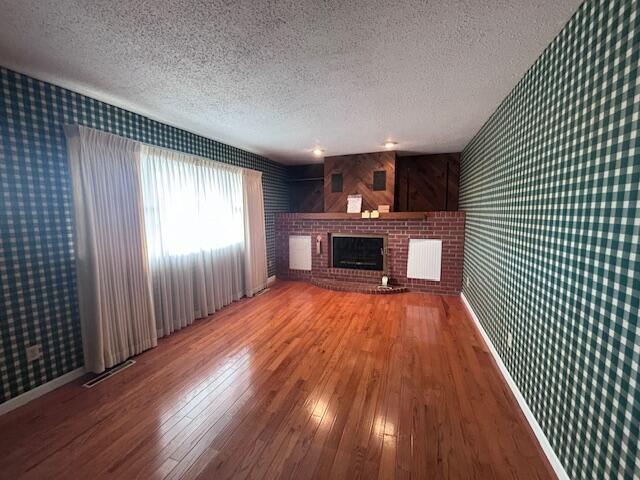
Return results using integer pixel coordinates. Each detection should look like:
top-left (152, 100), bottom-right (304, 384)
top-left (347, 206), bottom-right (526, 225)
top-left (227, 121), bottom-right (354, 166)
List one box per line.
top-left (460, 293), bottom-right (569, 480)
top-left (0, 366), bottom-right (86, 417)
top-left (267, 275), bottom-right (277, 286)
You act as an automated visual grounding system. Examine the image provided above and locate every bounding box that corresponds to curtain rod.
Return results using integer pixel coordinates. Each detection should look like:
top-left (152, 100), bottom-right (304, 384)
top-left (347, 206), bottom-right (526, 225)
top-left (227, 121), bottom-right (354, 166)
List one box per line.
top-left (68, 124), bottom-right (262, 177)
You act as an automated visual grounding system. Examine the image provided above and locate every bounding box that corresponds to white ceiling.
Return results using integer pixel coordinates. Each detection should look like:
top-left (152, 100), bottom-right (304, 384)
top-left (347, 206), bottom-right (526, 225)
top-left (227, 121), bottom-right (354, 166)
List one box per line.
top-left (0, 0), bottom-right (582, 164)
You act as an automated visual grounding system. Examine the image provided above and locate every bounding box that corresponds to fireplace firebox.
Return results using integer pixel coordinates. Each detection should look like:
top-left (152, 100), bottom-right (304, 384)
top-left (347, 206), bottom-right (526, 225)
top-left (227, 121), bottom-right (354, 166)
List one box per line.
top-left (331, 234), bottom-right (386, 271)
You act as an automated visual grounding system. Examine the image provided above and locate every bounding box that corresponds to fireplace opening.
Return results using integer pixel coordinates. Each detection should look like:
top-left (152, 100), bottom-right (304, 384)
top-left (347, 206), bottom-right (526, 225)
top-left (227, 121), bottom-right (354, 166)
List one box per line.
top-left (331, 234), bottom-right (385, 271)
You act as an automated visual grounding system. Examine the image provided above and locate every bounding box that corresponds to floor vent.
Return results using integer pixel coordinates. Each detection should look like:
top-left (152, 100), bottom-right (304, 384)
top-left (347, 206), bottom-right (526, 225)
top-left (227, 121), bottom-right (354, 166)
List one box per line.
top-left (82, 359), bottom-right (136, 388)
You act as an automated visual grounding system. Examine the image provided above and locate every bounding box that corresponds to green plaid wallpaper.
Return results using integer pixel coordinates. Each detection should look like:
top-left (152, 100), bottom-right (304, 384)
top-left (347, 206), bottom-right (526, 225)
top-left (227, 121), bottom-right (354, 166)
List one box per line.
top-left (0, 67), bottom-right (289, 403)
top-left (459, 0), bottom-right (639, 479)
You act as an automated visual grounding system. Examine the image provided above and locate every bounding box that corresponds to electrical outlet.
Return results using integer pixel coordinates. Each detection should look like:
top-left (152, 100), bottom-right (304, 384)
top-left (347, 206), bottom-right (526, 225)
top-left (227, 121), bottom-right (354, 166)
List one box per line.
top-left (507, 333), bottom-right (513, 349)
top-left (26, 344), bottom-right (42, 362)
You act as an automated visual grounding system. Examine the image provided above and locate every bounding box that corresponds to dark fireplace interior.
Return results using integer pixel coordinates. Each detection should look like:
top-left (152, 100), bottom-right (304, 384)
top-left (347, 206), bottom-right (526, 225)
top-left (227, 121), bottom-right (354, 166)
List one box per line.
top-left (331, 235), bottom-right (384, 271)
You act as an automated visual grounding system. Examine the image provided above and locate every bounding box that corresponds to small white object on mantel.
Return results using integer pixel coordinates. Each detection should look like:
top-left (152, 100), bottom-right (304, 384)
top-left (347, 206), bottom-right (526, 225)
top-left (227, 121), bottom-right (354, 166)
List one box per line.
top-left (347, 194), bottom-right (362, 213)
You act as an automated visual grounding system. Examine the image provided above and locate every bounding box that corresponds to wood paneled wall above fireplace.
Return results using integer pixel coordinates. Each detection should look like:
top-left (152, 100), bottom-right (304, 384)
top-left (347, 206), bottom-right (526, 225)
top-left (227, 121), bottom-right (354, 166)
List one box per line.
top-left (288, 164), bottom-right (324, 213)
top-left (395, 153), bottom-right (460, 211)
top-left (323, 151), bottom-right (396, 212)
top-left (288, 151), bottom-right (460, 213)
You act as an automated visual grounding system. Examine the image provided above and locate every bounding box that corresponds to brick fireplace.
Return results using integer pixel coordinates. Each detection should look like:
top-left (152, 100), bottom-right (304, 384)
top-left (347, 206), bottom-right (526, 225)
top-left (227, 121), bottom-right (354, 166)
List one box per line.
top-left (275, 211), bottom-right (465, 295)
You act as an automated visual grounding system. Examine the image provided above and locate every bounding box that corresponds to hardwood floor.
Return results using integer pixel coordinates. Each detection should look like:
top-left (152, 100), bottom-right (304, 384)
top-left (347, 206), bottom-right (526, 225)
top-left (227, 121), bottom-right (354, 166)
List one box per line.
top-left (0, 281), bottom-right (553, 479)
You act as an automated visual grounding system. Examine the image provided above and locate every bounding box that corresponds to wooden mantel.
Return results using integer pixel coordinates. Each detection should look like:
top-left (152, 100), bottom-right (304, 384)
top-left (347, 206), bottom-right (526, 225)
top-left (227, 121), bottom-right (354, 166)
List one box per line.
top-left (276, 211), bottom-right (457, 221)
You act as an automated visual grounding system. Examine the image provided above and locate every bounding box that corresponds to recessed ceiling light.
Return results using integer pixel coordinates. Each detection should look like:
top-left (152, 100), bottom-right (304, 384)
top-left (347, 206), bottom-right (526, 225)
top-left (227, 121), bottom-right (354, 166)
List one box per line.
top-left (384, 141), bottom-right (398, 149)
top-left (312, 147), bottom-right (325, 157)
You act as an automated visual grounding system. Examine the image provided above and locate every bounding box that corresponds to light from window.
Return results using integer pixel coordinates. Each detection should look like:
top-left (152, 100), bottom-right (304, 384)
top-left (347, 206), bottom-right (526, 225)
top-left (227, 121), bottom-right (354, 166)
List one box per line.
top-left (141, 151), bottom-right (244, 258)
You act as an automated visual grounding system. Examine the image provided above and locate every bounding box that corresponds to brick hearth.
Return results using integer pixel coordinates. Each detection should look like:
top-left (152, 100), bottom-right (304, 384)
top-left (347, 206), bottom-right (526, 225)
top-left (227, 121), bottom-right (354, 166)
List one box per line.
top-left (310, 278), bottom-right (408, 294)
top-left (275, 211), bottom-right (465, 295)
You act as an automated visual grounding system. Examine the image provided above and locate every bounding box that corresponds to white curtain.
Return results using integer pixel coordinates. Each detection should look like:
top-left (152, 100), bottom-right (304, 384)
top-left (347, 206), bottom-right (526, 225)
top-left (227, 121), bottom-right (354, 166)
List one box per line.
top-left (140, 145), bottom-right (248, 337)
top-left (242, 169), bottom-right (268, 296)
top-left (65, 126), bottom-right (157, 373)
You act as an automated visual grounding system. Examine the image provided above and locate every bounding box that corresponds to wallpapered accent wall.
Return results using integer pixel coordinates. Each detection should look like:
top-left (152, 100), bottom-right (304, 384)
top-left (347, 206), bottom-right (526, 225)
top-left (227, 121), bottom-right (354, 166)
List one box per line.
top-left (459, 0), bottom-right (639, 479)
top-left (0, 67), bottom-right (289, 403)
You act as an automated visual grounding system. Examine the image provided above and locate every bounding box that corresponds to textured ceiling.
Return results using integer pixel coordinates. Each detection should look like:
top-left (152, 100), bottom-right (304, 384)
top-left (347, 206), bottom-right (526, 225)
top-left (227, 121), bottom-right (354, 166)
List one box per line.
top-left (0, 0), bottom-right (582, 164)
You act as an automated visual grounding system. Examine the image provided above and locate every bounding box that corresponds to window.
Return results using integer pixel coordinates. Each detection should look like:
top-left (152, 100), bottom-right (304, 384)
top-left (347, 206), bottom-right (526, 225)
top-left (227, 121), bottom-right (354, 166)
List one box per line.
top-left (140, 147), bottom-right (244, 258)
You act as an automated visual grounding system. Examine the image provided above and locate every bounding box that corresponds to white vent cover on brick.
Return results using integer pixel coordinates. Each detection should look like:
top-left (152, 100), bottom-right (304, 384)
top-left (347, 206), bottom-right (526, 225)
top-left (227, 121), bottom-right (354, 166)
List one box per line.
top-left (289, 235), bottom-right (312, 271)
top-left (407, 239), bottom-right (442, 281)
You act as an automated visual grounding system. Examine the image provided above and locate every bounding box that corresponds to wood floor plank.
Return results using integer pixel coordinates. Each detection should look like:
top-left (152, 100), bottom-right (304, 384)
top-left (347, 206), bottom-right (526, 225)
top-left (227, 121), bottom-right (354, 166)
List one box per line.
top-left (0, 281), bottom-right (555, 480)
